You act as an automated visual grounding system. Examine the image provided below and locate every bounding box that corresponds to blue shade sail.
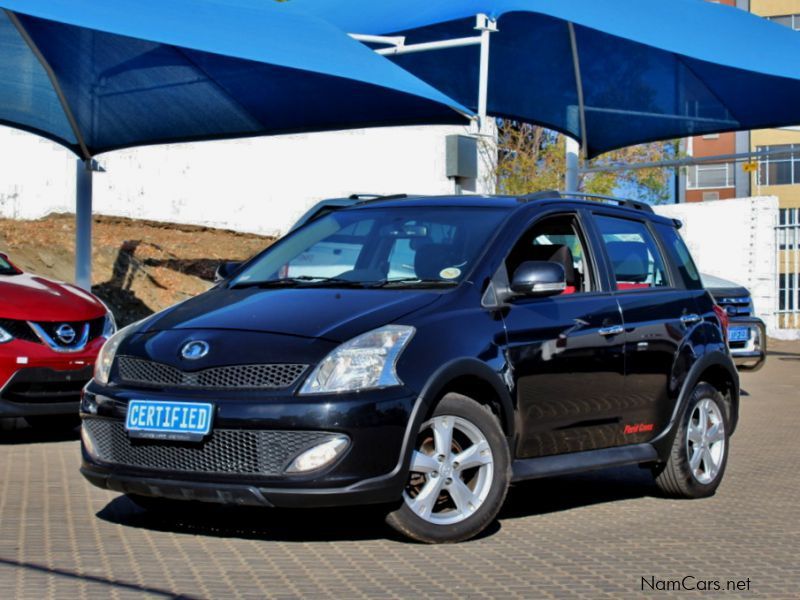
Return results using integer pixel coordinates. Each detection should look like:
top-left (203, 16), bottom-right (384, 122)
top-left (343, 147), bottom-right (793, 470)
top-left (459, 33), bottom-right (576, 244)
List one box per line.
top-left (296, 0), bottom-right (800, 157)
top-left (0, 0), bottom-right (471, 157)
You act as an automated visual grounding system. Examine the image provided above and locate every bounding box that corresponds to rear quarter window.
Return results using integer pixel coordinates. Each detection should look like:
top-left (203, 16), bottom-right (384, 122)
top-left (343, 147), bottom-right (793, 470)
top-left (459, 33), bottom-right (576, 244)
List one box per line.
top-left (654, 223), bottom-right (704, 290)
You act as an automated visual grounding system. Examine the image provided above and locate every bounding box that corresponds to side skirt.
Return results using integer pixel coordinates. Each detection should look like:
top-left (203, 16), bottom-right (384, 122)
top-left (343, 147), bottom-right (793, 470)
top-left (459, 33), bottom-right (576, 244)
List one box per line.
top-left (511, 443), bottom-right (659, 483)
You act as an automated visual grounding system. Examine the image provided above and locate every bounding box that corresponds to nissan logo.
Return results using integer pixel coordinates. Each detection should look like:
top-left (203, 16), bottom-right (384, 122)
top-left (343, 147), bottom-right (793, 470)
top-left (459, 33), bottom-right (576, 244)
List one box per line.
top-left (181, 340), bottom-right (210, 360)
top-left (55, 324), bottom-right (76, 345)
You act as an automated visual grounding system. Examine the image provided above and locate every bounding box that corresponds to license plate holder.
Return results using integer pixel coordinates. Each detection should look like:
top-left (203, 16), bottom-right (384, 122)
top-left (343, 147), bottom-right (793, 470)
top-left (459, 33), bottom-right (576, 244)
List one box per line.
top-left (125, 400), bottom-right (214, 442)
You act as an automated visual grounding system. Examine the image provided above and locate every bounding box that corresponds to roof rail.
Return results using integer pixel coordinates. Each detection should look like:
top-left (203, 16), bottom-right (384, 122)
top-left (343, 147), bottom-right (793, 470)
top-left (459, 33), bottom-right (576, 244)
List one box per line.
top-left (558, 191), bottom-right (654, 213)
top-left (350, 193), bottom-right (410, 204)
top-left (348, 194), bottom-right (383, 200)
top-left (519, 190), bottom-right (561, 202)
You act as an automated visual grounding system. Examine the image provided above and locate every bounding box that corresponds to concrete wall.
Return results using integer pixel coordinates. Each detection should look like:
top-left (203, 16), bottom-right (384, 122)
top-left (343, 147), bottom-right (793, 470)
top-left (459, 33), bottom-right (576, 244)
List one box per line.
top-left (654, 196), bottom-right (787, 336)
top-left (0, 124), bottom-right (494, 237)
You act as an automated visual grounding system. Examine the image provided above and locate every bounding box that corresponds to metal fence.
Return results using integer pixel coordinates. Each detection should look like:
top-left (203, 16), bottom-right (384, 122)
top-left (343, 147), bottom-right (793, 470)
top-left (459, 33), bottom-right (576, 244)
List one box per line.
top-left (777, 208), bottom-right (800, 329)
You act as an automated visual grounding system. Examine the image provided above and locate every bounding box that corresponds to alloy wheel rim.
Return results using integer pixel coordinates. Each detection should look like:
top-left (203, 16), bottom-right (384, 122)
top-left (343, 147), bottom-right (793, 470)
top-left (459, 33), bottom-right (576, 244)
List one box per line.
top-left (403, 415), bottom-right (494, 525)
top-left (686, 398), bottom-right (726, 485)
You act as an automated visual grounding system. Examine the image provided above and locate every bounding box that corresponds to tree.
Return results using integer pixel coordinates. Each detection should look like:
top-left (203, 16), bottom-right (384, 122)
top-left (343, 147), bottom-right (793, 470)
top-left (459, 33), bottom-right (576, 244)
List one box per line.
top-left (485, 121), bottom-right (680, 203)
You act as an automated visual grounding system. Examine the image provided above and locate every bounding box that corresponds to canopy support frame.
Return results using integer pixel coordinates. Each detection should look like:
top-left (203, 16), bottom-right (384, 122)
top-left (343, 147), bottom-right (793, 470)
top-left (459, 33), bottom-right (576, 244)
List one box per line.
top-left (566, 22), bottom-right (586, 193)
top-left (351, 13), bottom-right (498, 131)
top-left (6, 9), bottom-right (99, 290)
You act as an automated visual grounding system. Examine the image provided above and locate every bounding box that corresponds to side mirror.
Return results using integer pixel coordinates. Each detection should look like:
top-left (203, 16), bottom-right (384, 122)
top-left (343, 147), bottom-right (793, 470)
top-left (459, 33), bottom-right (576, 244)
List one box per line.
top-left (510, 261), bottom-right (566, 297)
top-left (214, 261), bottom-right (243, 283)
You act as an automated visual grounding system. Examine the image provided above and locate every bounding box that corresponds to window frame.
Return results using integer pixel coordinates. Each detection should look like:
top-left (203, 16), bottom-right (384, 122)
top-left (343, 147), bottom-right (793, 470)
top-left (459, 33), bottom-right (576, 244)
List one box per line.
top-left (757, 144), bottom-right (800, 187)
top-left (686, 162), bottom-right (735, 190)
top-left (500, 209), bottom-right (604, 301)
top-left (588, 211), bottom-right (676, 294)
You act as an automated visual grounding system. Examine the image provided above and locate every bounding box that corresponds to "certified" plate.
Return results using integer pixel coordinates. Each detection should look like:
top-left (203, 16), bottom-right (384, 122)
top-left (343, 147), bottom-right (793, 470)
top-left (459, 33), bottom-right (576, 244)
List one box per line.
top-left (125, 400), bottom-right (214, 442)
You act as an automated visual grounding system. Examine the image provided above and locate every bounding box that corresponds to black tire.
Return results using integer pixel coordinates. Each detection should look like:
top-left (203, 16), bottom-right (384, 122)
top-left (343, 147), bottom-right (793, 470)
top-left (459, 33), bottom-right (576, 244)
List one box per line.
top-left (24, 414), bottom-right (81, 432)
top-left (653, 382), bottom-right (730, 498)
top-left (386, 393), bottom-right (511, 543)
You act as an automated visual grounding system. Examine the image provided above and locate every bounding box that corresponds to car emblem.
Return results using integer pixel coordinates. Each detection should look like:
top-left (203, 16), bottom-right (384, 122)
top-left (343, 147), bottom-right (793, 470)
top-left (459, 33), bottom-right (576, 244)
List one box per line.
top-left (181, 340), bottom-right (210, 360)
top-left (55, 324), bottom-right (76, 345)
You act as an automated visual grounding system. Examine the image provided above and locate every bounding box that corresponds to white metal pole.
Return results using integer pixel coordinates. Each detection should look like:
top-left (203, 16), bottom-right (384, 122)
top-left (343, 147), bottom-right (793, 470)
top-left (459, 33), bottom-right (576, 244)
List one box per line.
top-left (475, 14), bottom-right (497, 134)
top-left (565, 137), bottom-right (580, 192)
top-left (75, 158), bottom-right (93, 291)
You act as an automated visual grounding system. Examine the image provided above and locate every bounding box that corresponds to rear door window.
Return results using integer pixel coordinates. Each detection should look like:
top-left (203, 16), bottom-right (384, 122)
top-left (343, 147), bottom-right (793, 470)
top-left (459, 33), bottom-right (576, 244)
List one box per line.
top-left (594, 215), bottom-right (670, 291)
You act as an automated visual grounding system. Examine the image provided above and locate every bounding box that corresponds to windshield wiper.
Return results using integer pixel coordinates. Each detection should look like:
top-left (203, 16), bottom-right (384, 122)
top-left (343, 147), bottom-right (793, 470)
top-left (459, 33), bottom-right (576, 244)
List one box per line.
top-left (230, 276), bottom-right (368, 290)
top-left (368, 277), bottom-right (459, 288)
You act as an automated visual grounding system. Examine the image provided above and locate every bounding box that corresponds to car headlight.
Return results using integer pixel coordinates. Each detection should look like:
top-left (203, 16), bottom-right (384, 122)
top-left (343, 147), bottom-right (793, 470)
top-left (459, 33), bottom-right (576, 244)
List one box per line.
top-left (0, 326), bottom-right (12, 344)
top-left (94, 323), bottom-right (137, 385)
top-left (299, 325), bottom-right (415, 395)
top-left (102, 311), bottom-right (117, 339)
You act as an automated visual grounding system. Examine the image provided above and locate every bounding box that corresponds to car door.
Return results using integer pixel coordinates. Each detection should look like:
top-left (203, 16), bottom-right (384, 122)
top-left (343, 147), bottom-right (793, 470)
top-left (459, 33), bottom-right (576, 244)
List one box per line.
top-left (500, 211), bottom-right (627, 459)
top-left (590, 212), bottom-right (701, 444)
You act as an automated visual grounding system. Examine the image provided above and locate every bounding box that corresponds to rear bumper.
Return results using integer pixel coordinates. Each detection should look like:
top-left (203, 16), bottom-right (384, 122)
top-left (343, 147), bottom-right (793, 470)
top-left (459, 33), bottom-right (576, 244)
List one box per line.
top-left (728, 318), bottom-right (767, 372)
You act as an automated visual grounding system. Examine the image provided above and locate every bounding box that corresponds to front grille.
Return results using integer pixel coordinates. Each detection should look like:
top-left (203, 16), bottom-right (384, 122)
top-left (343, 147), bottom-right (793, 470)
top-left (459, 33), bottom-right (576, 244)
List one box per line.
top-left (32, 317), bottom-right (106, 347)
top-left (83, 418), bottom-right (337, 476)
top-left (0, 319), bottom-right (39, 343)
top-left (115, 356), bottom-right (307, 390)
top-left (0, 317), bottom-right (106, 347)
top-left (716, 296), bottom-right (752, 317)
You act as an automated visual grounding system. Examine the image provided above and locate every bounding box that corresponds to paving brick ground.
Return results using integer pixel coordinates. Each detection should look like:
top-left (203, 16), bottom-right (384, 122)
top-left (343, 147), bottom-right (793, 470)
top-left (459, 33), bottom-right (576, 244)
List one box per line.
top-left (1, 342), bottom-right (799, 599)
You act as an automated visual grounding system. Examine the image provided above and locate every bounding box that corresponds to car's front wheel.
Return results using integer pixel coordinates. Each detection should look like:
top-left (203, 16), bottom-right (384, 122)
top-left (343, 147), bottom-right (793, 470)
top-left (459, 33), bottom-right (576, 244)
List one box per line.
top-left (386, 393), bottom-right (511, 543)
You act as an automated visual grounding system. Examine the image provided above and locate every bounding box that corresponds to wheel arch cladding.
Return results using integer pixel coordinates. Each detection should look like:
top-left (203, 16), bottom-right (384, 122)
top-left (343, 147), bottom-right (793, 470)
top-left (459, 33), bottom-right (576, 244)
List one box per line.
top-left (419, 359), bottom-right (516, 441)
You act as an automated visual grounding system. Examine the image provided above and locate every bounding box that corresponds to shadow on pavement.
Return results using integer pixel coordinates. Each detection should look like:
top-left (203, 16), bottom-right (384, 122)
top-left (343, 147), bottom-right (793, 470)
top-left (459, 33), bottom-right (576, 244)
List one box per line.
top-left (499, 465), bottom-right (657, 522)
top-left (0, 557), bottom-right (194, 598)
top-left (97, 495), bottom-right (401, 543)
top-left (96, 465), bottom-right (655, 543)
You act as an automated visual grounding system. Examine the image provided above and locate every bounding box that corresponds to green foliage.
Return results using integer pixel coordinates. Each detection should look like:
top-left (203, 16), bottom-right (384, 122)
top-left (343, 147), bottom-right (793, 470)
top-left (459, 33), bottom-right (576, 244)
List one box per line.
top-left (492, 122), bottom-right (680, 204)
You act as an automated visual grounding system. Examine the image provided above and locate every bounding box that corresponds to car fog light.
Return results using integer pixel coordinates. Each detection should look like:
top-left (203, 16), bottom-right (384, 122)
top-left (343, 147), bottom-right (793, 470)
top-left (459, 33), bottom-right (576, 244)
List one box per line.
top-left (286, 437), bottom-right (349, 473)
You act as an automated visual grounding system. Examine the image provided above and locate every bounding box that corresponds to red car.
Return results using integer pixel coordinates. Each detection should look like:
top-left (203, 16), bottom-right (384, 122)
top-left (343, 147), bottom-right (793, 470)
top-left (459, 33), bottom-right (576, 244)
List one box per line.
top-left (0, 252), bottom-right (115, 431)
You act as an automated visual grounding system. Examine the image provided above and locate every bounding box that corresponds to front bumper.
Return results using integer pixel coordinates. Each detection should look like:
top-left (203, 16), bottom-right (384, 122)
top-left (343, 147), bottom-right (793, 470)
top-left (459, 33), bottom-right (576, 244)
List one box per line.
top-left (728, 317), bottom-right (767, 372)
top-left (80, 383), bottom-right (420, 508)
top-left (0, 338), bottom-right (101, 417)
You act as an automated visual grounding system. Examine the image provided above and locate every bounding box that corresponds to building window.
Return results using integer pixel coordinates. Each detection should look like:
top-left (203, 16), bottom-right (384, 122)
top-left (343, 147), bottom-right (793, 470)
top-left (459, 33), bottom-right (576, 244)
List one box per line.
top-left (768, 14), bottom-right (800, 30)
top-left (686, 163), bottom-right (734, 189)
top-left (779, 273), bottom-right (797, 311)
top-left (757, 145), bottom-right (800, 186)
top-left (779, 208), bottom-right (800, 251)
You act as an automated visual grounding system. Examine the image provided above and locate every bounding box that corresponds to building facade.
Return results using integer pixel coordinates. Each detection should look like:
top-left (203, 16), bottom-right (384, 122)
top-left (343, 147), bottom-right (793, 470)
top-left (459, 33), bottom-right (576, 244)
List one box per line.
top-left (683, 0), bottom-right (800, 329)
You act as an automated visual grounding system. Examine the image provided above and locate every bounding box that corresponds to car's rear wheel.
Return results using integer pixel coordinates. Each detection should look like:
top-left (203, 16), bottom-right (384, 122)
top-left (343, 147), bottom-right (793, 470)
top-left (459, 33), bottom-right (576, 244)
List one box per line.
top-left (24, 414), bottom-right (81, 432)
top-left (653, 382), bottom-right (730, 498)
top-left (386, 393), bottom-right (510, 543)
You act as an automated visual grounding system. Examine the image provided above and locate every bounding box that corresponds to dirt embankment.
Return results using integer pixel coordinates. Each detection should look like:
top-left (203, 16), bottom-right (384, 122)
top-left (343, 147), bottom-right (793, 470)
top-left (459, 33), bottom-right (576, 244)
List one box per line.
top-left (0, 214), bottom-right (275, 325)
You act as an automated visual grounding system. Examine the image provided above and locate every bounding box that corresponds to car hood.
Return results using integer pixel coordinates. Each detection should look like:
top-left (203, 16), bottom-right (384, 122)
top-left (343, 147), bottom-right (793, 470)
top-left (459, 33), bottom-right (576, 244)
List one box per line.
top-left (0, 273), bottom-right (107, 321)
top-left (141, 286), bottom-right (443, 342)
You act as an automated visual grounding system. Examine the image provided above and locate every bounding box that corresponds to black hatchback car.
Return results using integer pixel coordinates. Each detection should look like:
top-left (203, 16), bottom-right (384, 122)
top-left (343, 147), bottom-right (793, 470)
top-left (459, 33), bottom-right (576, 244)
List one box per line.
top-left (81, 192), bottom-right (739, 543)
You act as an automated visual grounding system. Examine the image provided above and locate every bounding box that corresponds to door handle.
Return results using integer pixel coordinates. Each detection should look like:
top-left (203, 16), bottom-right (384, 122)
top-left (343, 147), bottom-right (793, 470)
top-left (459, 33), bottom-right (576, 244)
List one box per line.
top-left (598, 325), bottom-right (624, 337)
top-left (681, 314), bottom-right (701, 325)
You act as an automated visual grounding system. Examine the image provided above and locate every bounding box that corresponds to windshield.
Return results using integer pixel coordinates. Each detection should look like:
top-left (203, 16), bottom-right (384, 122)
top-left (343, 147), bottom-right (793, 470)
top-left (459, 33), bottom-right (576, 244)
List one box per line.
top-left (0, 255), bottom-right (18, 276)
top-left (231, 206), bottom-right (509, 289)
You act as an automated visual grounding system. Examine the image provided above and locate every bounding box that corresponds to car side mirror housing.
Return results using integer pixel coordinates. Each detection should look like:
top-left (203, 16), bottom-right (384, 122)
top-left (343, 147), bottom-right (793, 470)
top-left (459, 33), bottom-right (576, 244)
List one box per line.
top-left (214, 261), bottom-right (243, 283)
top-left (510, 261), bottom-right (566, 297)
